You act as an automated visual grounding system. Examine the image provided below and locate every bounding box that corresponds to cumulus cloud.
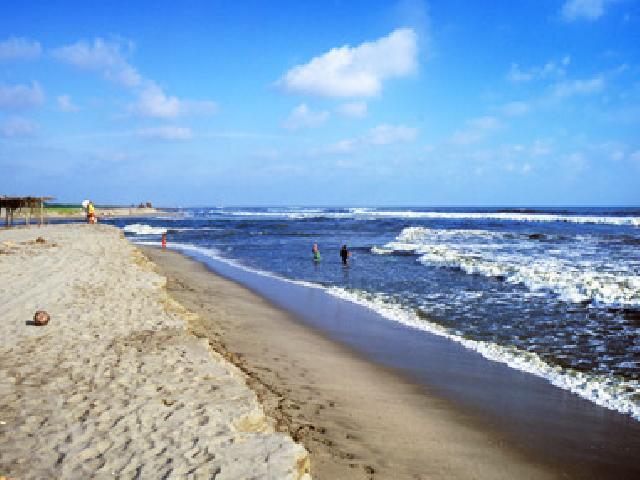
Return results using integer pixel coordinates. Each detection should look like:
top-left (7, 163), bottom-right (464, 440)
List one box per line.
top-left (552, 75), bottom-right (604, 99)
top-left (450, 116), bottom-right (502, 145)
top-left (336, 101), bottom-right (368, 118)
top-left (561, 0), bottom-right (609, 21)
top-left (53, 38), bottom-right (142, 87)
top-left (53, 37), bottom-right (217, 119)
top-left (131, 82), bottom-right (217, 119)
top-left (0, 82), bottom-right (44, 111)
top-left (57, 94), bottom-right (80, 112)
top-left (282, 103), bottom-right (329, 130)
top-left (137, 126), bottom-right (193, 140)
top-left (0, 117), bottom-right (38, 138)
top-left (507, 56), bottom-right (570, 83)
top-left (0, 37), bottom-right (41, 60)
top-left (279, 28), bottom-right (418, 97)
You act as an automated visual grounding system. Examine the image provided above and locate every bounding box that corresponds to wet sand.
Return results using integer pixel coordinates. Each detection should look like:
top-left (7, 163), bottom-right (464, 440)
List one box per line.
top-left (143, 246), bottom-right (568, 480)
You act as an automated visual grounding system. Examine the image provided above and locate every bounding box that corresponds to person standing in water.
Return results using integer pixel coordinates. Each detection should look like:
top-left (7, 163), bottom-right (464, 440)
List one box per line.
top-left (340, 245), bottom-right (350, 265)
top-left (312, 243), bottom-right (321, 262)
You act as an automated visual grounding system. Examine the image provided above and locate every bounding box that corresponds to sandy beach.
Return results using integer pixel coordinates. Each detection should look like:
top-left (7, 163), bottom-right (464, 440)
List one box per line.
top-left (0, 225), bottom-right (309, 479)
top-left (141, 247), bottom-right (565, 480)
top-left (3, 223), bottom-right (636, 479)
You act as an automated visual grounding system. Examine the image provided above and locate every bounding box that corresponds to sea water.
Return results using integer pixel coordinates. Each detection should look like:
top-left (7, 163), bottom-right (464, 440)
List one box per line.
top-left (112, 207), bottom-right (640, 419)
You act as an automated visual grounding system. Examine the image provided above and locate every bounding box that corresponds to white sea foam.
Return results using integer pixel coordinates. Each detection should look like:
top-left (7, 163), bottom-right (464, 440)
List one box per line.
top-left (133, 239), bottom-right (640, 421)
top-left (327, 287), bottom-right (640, 421)
top-left (374, 227), bottom-right (640, 307)
top-left (123, 224), bottom-right (167, 235)
top-left (209, 208), bottom-right (640, 226)
top-left (122, 224), bottom-right (224, 235)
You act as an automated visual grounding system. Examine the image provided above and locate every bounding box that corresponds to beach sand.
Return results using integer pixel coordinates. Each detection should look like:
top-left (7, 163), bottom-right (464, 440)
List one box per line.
top-left (142, 246), bottom-right (564, 480)
top-left (0, 225), bottom-right (309, 479)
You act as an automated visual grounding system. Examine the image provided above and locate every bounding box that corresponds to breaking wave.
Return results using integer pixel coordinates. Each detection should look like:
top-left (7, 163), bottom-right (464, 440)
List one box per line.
top-left (373, 227), bottom-right (640, 307)
top-left (123, 224), bottom-right (167, 235)
top-left (205, 208), bottom-right (640, 226)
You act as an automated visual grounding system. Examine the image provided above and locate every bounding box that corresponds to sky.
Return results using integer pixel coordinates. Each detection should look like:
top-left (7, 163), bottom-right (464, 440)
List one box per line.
top-left (1, 0), bottom-right (639, 206)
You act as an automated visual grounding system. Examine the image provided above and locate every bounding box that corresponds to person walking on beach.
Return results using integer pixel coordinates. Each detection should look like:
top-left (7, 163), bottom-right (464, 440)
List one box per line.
top-left (312, 243), bottom-right (321, 262)
top-left (340, 244), bottom-right (350, 265)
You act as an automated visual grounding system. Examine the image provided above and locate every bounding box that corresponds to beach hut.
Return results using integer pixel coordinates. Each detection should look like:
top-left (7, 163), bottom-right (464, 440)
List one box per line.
top-left (0, 196), bottom-right (55, 227)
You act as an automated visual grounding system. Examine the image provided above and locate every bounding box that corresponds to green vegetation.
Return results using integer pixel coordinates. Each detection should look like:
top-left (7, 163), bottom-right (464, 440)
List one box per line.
top-left (44, 203), bottom-right (83, 214)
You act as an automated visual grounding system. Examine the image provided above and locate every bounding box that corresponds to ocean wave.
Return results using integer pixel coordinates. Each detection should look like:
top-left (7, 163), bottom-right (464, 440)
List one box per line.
top-left (327, 287), bottom-right (640, 421)
top-left (203, 209), bottom-right (640, 226)
top-left (123, 224), bottom-right (167, 235)
top-left (374, 227), bottom-right (640, 307)
top-left (122, 224), bottom-right (225, 235)
top-left (132, 239), bottom-right (640, 420)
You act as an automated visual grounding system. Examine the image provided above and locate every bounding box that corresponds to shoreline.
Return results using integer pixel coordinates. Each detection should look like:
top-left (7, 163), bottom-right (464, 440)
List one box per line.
top-left (142, 246), bottom-right (568, 480)
top-left (143, 245), bottom-right (640, 479)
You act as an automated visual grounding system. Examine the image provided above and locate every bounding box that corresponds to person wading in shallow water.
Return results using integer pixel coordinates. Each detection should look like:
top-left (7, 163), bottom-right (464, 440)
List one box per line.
top-left (340, 244), bottom-right (351, 265)
top-left (312, 243), bottom-right (321, 262)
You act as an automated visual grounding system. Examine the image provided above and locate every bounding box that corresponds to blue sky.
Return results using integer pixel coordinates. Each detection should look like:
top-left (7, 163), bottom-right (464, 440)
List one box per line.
top-left (1, 0), bottom-right (639, 206)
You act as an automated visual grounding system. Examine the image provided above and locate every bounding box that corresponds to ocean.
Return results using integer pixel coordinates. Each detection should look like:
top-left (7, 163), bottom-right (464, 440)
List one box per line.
top-left (107, 206), bottom-right (640, 420)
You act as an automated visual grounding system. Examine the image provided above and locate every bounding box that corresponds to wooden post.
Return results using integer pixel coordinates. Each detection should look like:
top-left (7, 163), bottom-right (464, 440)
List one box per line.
top-left (39, 199), bottom-right (44, 227)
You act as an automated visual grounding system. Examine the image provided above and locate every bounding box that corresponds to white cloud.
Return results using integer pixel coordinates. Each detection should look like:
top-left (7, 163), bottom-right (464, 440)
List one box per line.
top-left (134, 83), bottom-right (180, 117)
top-left (53, 38), bottom-right (142, 87)
top-left (450, 116), bottom-right (502, 145)
top-left (0, 117), bottom-right (38, 137)
top-left (500, 101), bottom-right (530, 116)
top-left (0, 82), bottom-right (44, 110)
top-left (282, 103), bottom-right (329, 130)
top-left (325, 123), bottom-right (418, 153)
top-left (0, 37), bottom-right (41, 60)
top-left (336, 101), bottom-right (368, 118)
top-left (561, 0), bottom-right (609, 21)
top-left (552, 75), bottom-right (604, 99)
top-left (279, 28), bottom-right (418, 97)
top-left (53, 37), bottom-right (217, 119)
top-left (366, 124), bottom-right (418, 144)
top-left (57, 94), bottom-right (80, 112)
top-left (507, 56), bottom-right (570, 83)
top-left (137, 126), bottom-right (193, 140)
top-left (132, 82), bottom-right (217, 119)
